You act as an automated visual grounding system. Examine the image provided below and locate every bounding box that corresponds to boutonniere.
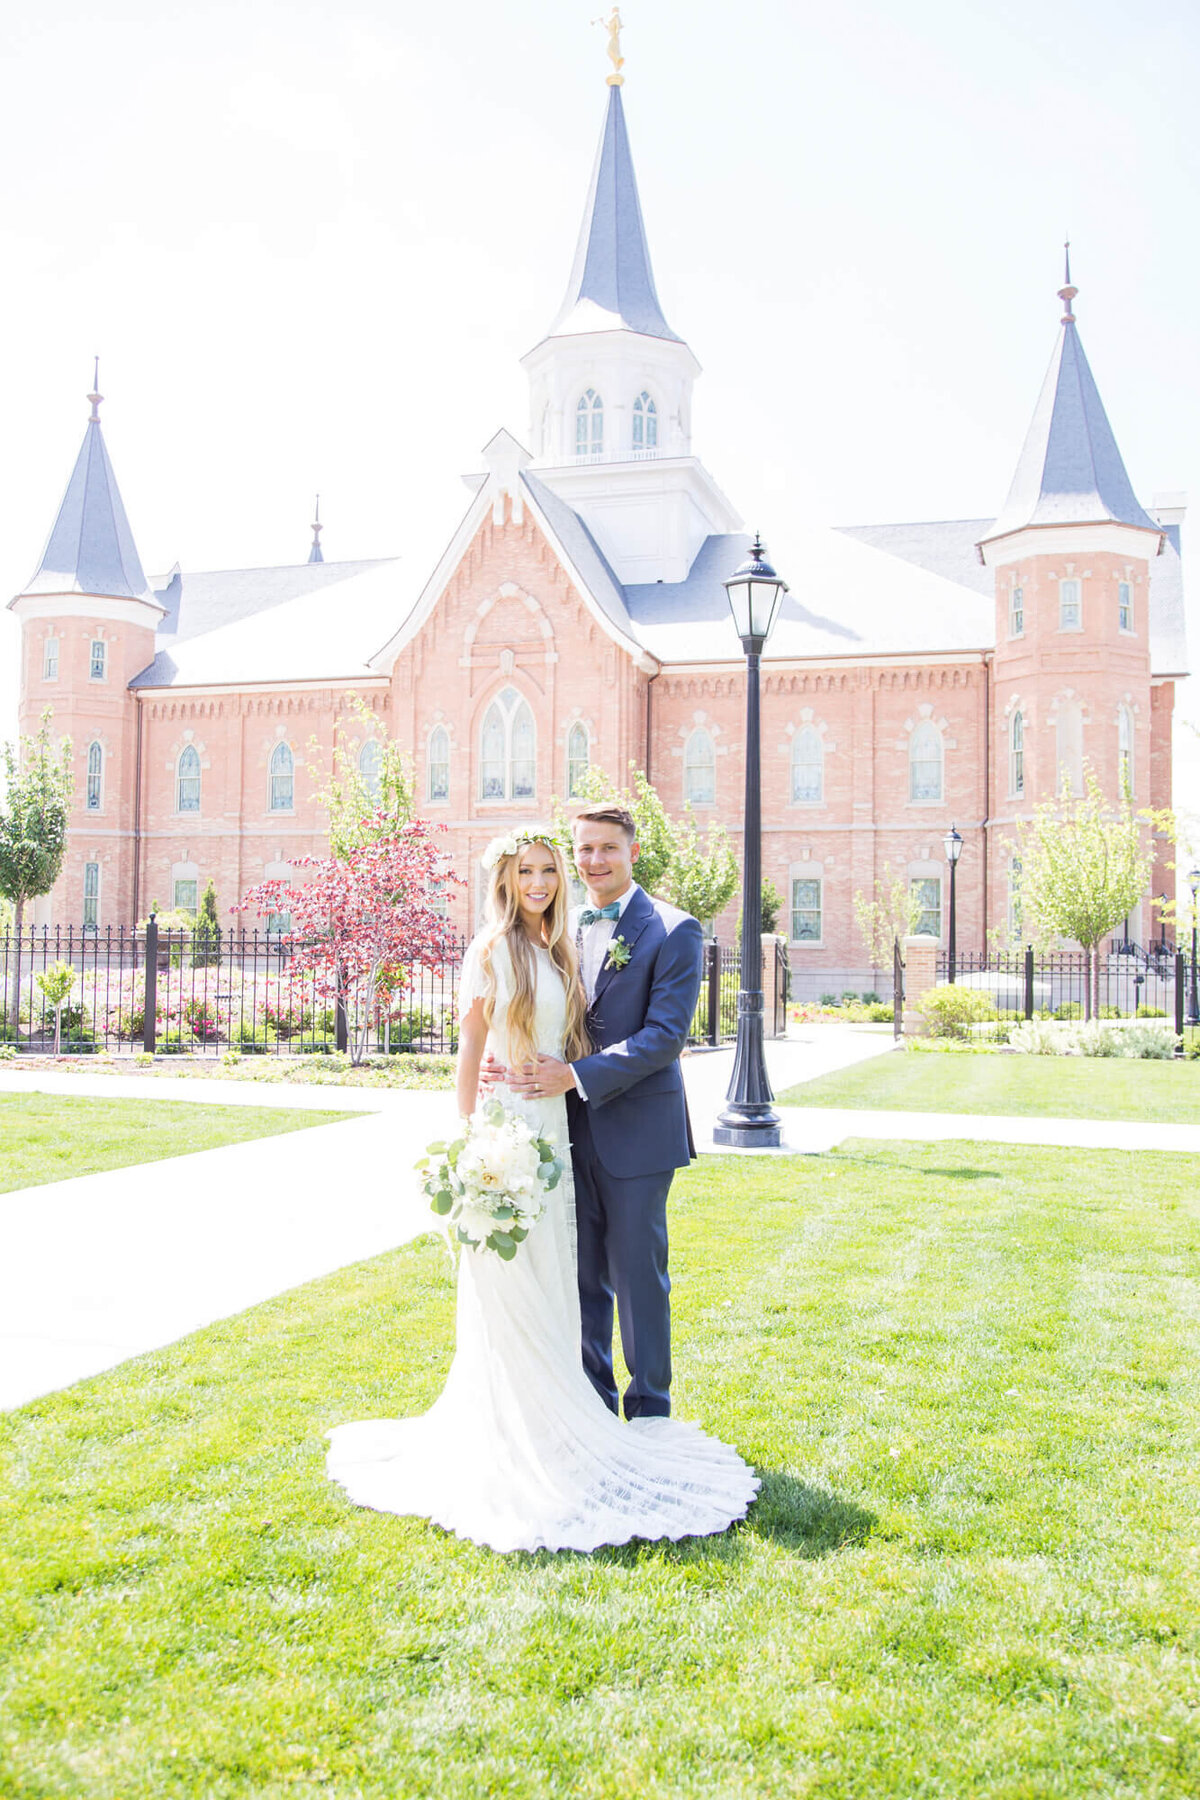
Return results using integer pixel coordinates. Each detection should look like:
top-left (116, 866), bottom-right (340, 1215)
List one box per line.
top-left (605, 935), bottom-right (632, 972)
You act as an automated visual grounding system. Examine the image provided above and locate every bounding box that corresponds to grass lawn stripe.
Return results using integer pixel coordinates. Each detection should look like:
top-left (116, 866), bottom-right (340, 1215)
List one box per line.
top-left (0, 1093), bottom-right (356, 1195)
top-left (777, 1049), bottom-right (1200, 1124)
top-left (1, 1142), bottom-right (1199, 1796)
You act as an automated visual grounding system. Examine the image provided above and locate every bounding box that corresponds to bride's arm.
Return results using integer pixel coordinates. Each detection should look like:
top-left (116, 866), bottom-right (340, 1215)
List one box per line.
top-left (456, 998), bottom-right (488, 1119)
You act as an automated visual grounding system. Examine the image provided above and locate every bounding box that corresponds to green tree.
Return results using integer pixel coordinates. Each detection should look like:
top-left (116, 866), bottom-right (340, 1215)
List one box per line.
top-left (35, 960), bottom-right (77, 1060)
top-left (0, 710), bottom-right (74, 1037)
top-left (853, 862), bottom-right (921, 970)
top-left (740, 877), bottom-right (784, 938)
top-left (192, 880), bottom-right (221, 967)
top-left (556, 763), bottom-right (739, 925)
top-left (1012, 767), bottom-right (1155, 1018)
top-left (307, 696), bottom-right (415, 859)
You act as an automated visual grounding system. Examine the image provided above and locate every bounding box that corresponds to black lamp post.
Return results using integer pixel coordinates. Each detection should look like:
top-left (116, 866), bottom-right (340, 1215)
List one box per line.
top-left (1187, 867), bottom-right (1200, 1030)
top-left (714, 535), bottom-right (788, 1149)
top-left (943, 823), bottom-right (963, 985)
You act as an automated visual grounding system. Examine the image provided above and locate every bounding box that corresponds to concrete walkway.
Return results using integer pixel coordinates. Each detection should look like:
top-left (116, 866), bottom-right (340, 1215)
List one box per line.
top-left (3, 1025), bottom-right (1197, 1410)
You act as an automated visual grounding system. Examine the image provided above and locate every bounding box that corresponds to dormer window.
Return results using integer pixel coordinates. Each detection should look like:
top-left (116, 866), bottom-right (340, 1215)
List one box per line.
top-left (575, 390), bottom-right (603, 458)
top-left (632, 391), bottom-right (657, 455)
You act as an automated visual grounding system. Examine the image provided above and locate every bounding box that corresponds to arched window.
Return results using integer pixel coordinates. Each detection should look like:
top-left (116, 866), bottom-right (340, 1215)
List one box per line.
top-left (575, 389), bottom-right (603, 458)
top-left (83, 861), bottom-right (100, 932)
top-left (566, 722), bottom-right (590, 797)
top-left (269, 741), bottom-right (294, 812)
top-left (632, 391), bottom-right (658, 454)
top-left (479, 686), bottom-right (536, 801)
top-left (427, 726), bottom-right (450, 802)
top-left (1055, 701), bottom-right (1083, 797)
top-left (909, 721), bottom-right (943, 802)
top-left (684, 728), bottom-right (716, 806)
top-left (791, 726), bottom-right (823, 804)
top-left (1010, 710), bottom-right (1025, 797)
top-left (358, 740), bottom-right (382, 804)
top-left (176, 745), bottom-right (201, 814)
top-left (1118, 706), bottom-right (1134, 797)
top-left (85, 741), bottom-right (102, 812)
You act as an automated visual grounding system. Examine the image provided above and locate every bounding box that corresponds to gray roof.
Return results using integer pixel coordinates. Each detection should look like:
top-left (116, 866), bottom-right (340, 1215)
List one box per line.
top-left (22, 403), bottom-right (155, 602)
top-left (983, 307), bottom-right (1159, 540)
top-left (521, 471), bottom-right (640, 642)
top-left (546, 84), bottom-right (681, 343)
top-left (130, 558), bottom-right (399, 688)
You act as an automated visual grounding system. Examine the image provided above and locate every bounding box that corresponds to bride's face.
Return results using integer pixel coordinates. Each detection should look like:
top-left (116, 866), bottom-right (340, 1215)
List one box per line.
top-left (514, 845), bottom-right (559, 929)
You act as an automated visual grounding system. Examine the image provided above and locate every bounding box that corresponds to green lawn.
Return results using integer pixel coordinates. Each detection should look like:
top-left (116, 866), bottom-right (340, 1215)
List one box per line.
top-left (3, 1142), bottom-right (1200, 1796)
top-left (778, 1046), bottom-right (1200, 1122)
top-left (0, 1093), bottom-right (354, 1195)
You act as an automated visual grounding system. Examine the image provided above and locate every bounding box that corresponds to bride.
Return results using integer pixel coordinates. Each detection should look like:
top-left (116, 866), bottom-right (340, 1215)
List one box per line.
top-left (325, 829), bottom-right (759, 1552)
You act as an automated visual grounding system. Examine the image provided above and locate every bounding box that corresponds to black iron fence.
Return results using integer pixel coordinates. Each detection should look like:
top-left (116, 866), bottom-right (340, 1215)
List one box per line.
top-left (936, 945), bottom-right (1197, 1033)
top-left (0, 922), bottom-right (788, 1058)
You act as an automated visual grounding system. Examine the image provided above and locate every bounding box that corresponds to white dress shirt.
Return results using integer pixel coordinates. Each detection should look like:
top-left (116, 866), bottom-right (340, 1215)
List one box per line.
top-left (570, 884), bottom-right (638, 1100)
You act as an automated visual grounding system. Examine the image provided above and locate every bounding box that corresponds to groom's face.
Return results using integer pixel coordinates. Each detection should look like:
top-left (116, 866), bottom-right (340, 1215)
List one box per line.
top-left (573, 820), bottom-right (639, 906)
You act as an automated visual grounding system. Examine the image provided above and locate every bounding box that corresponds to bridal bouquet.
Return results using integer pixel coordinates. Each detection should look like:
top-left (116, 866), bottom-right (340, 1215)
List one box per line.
top-left (418, 1101), bottom-right (564, 1260)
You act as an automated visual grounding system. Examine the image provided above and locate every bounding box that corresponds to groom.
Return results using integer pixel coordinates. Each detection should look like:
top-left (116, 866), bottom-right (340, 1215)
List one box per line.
top-left (506, 806), bottom-right (704, 1420)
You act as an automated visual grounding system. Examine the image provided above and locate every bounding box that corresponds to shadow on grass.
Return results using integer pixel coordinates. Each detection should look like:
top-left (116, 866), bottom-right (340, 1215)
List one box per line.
top-left (523, 1471), bottom-right (876, 1570)
top-left (832, 1148), bottom-right (1004, 1183)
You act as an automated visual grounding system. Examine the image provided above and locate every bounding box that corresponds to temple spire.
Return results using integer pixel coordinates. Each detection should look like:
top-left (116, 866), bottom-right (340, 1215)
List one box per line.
top-left (545, 82), bottom-right (680, 342)
top-left (19, 373), bottom-right (154, 601)
top-left (1058, 237), bottom-right (1077, 323)
top-left (308, 494), bottom-right (324, 564)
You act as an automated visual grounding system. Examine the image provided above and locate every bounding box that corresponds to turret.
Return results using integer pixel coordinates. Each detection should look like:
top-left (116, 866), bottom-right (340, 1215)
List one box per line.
top-left (7, 369), bottom-right (163, 926)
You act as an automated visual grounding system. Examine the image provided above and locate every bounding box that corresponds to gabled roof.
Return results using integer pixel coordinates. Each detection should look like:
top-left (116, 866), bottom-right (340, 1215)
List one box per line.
top-left (21, 389), bottom-right (156, 603)
top-left (545, 84), bottom-right (681, 343)
top-left (983, 283), bottom-right (1159, 542)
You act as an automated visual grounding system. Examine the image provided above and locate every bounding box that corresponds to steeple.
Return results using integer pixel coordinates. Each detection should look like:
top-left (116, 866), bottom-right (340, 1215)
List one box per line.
top-left (982, 259), bottom-right (1159, 546)
top-left (546, 82), bottom-right (681, 343)
top-left (308, 494), bottom-right (324, 564)
top-left (21, 368), bottom-right (155, 601)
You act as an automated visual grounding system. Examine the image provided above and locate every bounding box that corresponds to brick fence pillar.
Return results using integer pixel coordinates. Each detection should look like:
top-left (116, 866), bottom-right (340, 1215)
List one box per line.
top-left (902, 934), bottom-right (940, 1037)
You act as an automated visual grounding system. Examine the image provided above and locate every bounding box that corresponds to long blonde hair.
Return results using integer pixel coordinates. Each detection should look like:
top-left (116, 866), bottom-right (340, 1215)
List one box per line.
top-left (477, 838), bottom-right (590, 1069)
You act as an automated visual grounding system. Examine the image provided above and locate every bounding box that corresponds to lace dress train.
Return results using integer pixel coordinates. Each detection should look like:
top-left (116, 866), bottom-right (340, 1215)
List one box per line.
top-left (325, 937), bottom-right (759, 1552)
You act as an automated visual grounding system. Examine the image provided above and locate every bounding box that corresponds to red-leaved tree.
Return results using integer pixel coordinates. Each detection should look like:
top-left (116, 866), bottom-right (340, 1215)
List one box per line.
top-left (236, 818), bottom-right (460, 1065)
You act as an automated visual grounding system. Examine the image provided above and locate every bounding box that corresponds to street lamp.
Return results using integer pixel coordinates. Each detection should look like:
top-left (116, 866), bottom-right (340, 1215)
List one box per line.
top-left (943, 823), bottom-right (963, 985)
top-left (714, 535), bottom-right (788, 1149)
top-left (1187, 867), bottom-right (1200, 1030)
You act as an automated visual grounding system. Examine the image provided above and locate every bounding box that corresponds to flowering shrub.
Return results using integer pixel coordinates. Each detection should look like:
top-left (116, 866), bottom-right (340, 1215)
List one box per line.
top-left (1009, 1019), bottom-right (1180, 1059)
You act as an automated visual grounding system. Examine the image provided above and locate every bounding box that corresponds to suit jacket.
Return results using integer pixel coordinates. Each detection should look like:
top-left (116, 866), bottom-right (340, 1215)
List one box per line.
top-left (568, 886), bottom-right (704, 1178)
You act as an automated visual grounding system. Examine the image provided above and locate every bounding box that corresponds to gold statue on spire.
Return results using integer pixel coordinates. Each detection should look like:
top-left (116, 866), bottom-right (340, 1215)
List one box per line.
top-left (594, 7), bottom-right (625, 86)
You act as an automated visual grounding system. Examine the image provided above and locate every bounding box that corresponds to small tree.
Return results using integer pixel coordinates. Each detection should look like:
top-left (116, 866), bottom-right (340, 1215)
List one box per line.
top-left (35, 961), bottom-right (77, 1060)
top-left (853, 862), bottom-right (921, 970)
top-left (0, 710), bottom-right (74, 1038)
top-left (740, 877), bottom-right (784, 939)
top-left (192, 880), bottom-right (221, 966)
top-left (1013, 768), bottom-right (1155, 1019)
top-left (556, 763), bottom-right (739, 925)
top-left (235, 817), bottom-right (459, 1065)
top-left (308, 696), bottom-right (416, 858)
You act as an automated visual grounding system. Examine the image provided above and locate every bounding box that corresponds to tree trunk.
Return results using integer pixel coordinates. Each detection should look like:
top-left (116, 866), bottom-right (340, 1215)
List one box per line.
top-left (11, 893), bottom-right (24, 1046)
top-left (53, 1004), bottom-right (62, 1060)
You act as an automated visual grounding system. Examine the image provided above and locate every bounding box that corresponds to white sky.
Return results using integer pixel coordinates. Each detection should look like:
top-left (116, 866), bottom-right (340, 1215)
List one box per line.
top-left (1, 0), bottom-right (1197, 855)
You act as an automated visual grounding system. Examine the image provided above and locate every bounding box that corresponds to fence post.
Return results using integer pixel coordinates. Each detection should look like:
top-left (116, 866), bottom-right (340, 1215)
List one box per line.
top-left (705, 940), bottom-right (720, 1048)
top-left (1024, 945), bottom-right (1035, 1021)
top-left (1175, 952), bottom-right (1186, 1039)
top-left (143, 915), bottom-right (158, 1054)
top-left (901, 935), bottom-right (939, 1035)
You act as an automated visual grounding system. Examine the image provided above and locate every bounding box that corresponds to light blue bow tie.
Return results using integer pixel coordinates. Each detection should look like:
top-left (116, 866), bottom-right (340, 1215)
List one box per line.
top-left (579, 902), bottom-right (622, 927)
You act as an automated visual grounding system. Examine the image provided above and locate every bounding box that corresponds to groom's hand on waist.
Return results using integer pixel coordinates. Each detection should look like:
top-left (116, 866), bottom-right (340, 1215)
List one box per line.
top-left (479, 1052), bottom-right (508, 1092)
top-left (505, 1055), bottom-right (579, 1099)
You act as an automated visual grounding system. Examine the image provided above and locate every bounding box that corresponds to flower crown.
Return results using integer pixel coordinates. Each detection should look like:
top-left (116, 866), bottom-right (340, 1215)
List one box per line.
top-left (480, 826), bottom-right (566, 873)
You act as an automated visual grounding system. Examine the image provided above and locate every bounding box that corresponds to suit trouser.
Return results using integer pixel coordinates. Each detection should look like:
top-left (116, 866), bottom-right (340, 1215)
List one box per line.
top-left (570, 1102), bottom-right (673, 1420)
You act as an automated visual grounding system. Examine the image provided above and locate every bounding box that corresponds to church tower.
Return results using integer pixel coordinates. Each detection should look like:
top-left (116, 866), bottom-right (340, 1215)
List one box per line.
top-left (979, 260), bottom-right (1166, 940)
top-left (7, 372), bottom-right (163, 928)
top-left (521, 68), bottom-right (740, 584)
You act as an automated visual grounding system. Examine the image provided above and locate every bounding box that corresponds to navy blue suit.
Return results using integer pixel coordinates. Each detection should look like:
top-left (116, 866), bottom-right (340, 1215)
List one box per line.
top-left (567, 886), bottom-right (704, 1419)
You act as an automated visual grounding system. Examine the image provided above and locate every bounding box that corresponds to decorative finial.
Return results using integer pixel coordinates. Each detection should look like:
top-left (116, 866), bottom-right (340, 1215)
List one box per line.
top-left (593, 7), bottom-right (625, 85)
top-left (1058, 236), bottom-right (1078, 324)
top-left (88, 355), bottom-right (103, 422)
top-left (308, 494), bottom-right (324, 564)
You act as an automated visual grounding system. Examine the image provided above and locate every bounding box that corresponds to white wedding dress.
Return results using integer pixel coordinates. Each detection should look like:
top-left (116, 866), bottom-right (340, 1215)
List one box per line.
top-left (325, 933), bottom-right (759, 1552)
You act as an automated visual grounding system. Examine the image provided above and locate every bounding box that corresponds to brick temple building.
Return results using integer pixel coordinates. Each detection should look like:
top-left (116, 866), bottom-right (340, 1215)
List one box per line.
top-left (8, 75), bottom-right (1188, 992)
